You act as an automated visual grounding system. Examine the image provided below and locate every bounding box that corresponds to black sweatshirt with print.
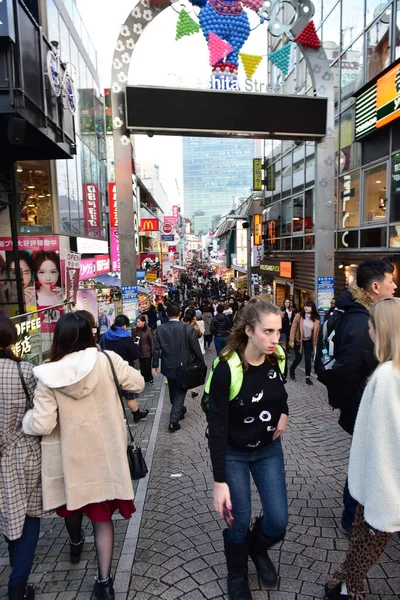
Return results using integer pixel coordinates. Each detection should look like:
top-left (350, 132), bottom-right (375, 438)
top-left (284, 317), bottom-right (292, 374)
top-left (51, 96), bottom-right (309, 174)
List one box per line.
top-left (208, 359), bottom-right (289, 482)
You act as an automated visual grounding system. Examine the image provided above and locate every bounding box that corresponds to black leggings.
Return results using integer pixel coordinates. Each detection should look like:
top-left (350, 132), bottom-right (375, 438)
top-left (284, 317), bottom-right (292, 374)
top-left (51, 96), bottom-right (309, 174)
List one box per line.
top-left (291, 339), bottom-right (313, 376)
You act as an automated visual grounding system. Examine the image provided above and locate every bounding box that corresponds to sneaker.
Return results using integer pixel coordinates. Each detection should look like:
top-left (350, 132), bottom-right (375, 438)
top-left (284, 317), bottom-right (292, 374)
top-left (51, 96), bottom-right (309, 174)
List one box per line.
top-left (191, 391), bottom-right (199, 398)
top-left (305, 378), bottom-right (314, 385)
top-left (289, 368), bottom-right (295, 380)
top-left (148, 380), bottom-right (154, 385)
top-left (168, 423), bottom-right (181, 433)
top-left (133, 409), bottom-right (149, 423)
top-left (338, 521), bottom-right (352, 538)
top-left (180, 406), bottom-right (187, 420)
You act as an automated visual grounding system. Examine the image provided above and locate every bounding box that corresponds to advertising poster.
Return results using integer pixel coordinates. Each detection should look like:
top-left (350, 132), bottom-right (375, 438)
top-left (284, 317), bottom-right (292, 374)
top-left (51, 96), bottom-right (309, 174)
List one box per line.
top-left (317, 277), bottom-right (335, 314)
top-left (121, 285), bottom-right (138, 324)
top-left (110, 227), bottom-right (120, 272)
top-left (65, 252), bottom-right (81, 304)
top-left (83, 183), bottom-right (102, 239)
top-left (98, 301), bottom-right (116, 334)
top-left (0, 237), bottom-right (63, 327)
top-left (76, 288), bottom-right (98, 325)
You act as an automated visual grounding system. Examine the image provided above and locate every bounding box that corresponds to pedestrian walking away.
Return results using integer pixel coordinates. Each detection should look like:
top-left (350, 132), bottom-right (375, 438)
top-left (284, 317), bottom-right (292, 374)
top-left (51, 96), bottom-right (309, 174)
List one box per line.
top-left (182, 308), bottom-right (204, 398)
top-left (134, 315), bottom-right (154, 384)
top-left (152, 302), bottom-right (204, 432)
top-left (320, 259), bottom-right (396, 537)
top-left (202, 305), bottom-right (214, 349)
top-left (0, 316), bottom-right (43, 600)
top-left (22, 312), bottom-right (145, 600)
top-left (211, 304), bottom-right (231, 356)
top-left (208, 299), bottom-right (288, 600)
top-left (325, 296), bottom-right (400, 600)
top-left (280, 299), bottom-right (296, 352)
top-left (100, 315), bottom-right (148, 422)
top-left (289, 301), bottom-right (320, 385)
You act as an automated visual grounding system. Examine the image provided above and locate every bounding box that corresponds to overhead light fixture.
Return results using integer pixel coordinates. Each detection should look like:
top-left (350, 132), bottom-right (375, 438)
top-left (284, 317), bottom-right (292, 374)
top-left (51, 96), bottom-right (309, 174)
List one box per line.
top-left (375, 180), bottom-right (381, 184)
top-left (27, 171), bottom-right (35, 189)
top-left (338, 264), bottom-right (344, 269)
top-left (16, 164), bottom-right (23, 173)
top-left (38, 194), bottom-right (45, 198)
top-left (350, 264), bottom-right (358, 267)
top-left (28, 204), bottom-right (36, 207)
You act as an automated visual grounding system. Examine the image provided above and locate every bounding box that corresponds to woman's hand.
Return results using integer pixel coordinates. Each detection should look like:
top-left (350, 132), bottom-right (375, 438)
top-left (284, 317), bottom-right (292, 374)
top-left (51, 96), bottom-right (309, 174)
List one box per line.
top-left (213, 482), bottom-right (231, 518)
top-left (289, 340), bottom-right (294, 348)
top-left (273, 413), bottom-right (288, 441)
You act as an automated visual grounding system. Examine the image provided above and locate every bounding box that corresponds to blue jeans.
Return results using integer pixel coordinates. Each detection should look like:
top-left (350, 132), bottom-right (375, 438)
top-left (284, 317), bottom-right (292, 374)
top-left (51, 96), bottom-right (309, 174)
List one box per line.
top-left (214, 336), bottom-right (227, 356)
top-left (225, 439), bottom-right (288, 544)
top-left (8, 516), bottom-right (40, 586)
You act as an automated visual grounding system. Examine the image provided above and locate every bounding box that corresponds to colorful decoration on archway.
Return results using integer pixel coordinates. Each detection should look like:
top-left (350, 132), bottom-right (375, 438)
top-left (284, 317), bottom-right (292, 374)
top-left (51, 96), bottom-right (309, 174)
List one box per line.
top-left (175, 8), bottom-right (200, 40)
top-left (208, 32), bottom-right (233, 66)
top-left (267, 43), bottom-right (291, 76)
top-left (239, 53), bottom-right (263, 78)
top-left (295, 20), bottom-right (320, 49)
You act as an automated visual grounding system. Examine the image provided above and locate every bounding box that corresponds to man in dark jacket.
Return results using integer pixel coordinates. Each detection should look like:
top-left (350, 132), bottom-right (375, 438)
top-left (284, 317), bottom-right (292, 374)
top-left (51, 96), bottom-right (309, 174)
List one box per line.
top-left (328, 259), bottom-right (396, 536)
top-left (211, 304), bottom-right (231, 355)
top-left (152, 302), bottom-right (204, 432)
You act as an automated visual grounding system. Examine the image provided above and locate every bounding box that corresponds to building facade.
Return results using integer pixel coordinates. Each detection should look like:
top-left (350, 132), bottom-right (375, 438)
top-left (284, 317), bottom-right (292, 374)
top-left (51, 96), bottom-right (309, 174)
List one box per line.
top-left (261, 0), bottom-right (400, 307)
top-left (183, 137), bottom-right (254, 235)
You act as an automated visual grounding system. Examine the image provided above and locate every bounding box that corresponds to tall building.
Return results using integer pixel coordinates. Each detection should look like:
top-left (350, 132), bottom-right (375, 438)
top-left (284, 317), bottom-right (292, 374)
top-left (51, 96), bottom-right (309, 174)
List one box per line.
top-left (183, 137), bottom-right (254, 234)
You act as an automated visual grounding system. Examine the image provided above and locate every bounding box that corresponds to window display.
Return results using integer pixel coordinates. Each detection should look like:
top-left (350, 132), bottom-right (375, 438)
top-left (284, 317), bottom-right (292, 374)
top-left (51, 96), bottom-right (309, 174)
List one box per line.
top-left (363, 163), bottom-right (387, 223)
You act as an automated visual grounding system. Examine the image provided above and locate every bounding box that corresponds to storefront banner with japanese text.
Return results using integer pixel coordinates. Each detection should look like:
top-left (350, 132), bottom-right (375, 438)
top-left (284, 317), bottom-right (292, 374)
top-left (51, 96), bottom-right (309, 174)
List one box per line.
top-left (76, 288), bottom-right (99, 325)
top-left (83, 183), bottom-right (102, 238)
top-left (110, 227), bottom-right (120, 272)
top-left (79, 255), bottom-right (111, 281)
top-left (108, 183), bottom-right (118, 227)
top-left (65, 252), bottom-right (81, 304)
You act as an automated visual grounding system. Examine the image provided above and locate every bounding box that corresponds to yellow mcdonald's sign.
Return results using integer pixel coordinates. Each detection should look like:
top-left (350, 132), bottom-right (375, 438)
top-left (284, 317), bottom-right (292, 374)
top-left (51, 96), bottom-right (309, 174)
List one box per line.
top-left (254, 214), bottom-right (262, 245)
top-left (253, 158), bottom-right (263, 191)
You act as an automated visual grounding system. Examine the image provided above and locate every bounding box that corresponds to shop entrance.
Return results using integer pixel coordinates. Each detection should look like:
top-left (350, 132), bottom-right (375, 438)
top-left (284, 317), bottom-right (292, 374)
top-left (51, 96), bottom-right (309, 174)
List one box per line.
top-left (110, 0), bottom-right (335, 307)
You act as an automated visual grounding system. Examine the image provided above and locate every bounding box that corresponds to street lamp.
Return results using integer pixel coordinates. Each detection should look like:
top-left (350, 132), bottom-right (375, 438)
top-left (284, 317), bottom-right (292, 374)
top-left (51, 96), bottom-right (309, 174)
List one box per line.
top-left (225, 214), bottom-right (252, 294)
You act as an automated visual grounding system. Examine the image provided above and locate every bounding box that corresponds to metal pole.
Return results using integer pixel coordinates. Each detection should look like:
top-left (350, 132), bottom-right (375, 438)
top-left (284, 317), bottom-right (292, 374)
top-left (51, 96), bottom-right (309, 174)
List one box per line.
top-left (246, 218), bottom-right (252, 296)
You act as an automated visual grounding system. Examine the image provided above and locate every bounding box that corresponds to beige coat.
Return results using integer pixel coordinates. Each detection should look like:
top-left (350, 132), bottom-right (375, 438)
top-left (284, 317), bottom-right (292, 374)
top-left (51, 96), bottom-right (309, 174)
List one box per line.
top-left (289, 313), bottom-right (320, 353)
top-left (22, 349), bottom-right (145, 512)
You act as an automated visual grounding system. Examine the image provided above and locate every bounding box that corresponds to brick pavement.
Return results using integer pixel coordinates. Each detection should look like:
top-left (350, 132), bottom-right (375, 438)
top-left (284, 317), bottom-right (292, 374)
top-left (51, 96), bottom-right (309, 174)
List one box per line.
top-left (0, 350), bottom-right (399, 600)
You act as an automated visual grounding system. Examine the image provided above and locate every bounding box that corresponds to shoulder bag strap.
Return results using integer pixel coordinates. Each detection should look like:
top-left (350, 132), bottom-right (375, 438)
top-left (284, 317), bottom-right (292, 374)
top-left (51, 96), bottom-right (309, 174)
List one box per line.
top-left (17, 362), bottom-right (31, 413)
top-left (102, 350), bottom-right (134, 443)
top-left (180, 324), bottom-right (189, 367)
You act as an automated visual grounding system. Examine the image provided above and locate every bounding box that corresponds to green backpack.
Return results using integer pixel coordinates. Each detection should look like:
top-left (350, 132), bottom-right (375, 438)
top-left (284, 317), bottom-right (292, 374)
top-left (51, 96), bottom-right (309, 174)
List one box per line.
top-left (201, 346), bottom-right (287, 416)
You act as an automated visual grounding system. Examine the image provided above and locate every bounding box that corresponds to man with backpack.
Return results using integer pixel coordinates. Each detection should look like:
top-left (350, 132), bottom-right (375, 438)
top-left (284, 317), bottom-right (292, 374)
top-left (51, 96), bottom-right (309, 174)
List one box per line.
top-left (316, 259), bottom-right (396, 537)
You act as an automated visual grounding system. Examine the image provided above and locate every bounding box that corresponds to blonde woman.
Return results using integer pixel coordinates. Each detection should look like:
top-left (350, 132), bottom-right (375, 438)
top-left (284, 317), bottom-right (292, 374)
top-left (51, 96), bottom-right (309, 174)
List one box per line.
top-left (325, 297), bottom-right (400, 600)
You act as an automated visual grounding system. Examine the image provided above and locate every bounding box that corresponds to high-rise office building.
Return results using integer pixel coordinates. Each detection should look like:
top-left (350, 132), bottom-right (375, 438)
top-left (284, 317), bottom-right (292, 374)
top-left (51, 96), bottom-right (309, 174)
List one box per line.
top-left (183, 137), bottom-right (254, 234)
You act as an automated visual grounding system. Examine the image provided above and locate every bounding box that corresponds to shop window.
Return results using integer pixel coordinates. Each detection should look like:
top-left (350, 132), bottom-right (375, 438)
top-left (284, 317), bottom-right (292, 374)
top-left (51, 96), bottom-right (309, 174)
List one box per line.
top-left (338, 170), bottom-right (360, 228)
top-left (338, 229), bottom-right (358, 248)
top-left (292, 195), bottom-right (304, 233)
top-left (340, 108), bottom-right (361, 173)
top-left (366, 16), bottom-right (390, 81)
top-left (363, 163), bottom-right (387, 223)
top-left (360, 227), bottom-right (387, 247)
top-left (367, 0), bottom-right (391, 26)
top-left (322, 0), bottom-right (339, 19)
top-left (282, 199), bottom-right (292, 235)
top-left (305, 235), bottom-right (314, 250)
top-left (282, 153), bottom-right (292, 193)
top-left (17, 161), bottom-right (52, 234)
top-left (322, 3), bottom-right (341, 48)
top-left (292, 237), bottom-right (304, 250)
top-left (340, 37), bottom-right (364, 105)
top-left (396, 2), bottom-right (400, 60)
top-left (342, 0), bottom-right (364, 48)
top-left (305, 189), bottom-right (314, 233)
top-left (46, 0), bottom-right (59, 45)
top-left (57, 161), bottom-right (70, 234)
top-left (281, 238), bottom-right (291, 250)
top-left (389, 225), bottom-right (400, 247)
top-left (293, 150), bottom-right (305, 193)
top-left (305, 152), bottom-right (315, 186)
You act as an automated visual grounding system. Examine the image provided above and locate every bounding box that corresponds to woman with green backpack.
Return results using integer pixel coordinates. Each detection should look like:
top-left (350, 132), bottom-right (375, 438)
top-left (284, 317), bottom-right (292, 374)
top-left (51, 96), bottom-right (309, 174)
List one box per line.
top-left (207, 299), bottom-right (288, 600)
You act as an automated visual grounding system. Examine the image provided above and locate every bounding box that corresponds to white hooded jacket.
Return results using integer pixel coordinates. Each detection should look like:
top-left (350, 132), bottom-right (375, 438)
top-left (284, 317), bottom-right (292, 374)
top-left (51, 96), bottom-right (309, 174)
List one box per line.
top-left (23, 349), bottom-right (144, 511)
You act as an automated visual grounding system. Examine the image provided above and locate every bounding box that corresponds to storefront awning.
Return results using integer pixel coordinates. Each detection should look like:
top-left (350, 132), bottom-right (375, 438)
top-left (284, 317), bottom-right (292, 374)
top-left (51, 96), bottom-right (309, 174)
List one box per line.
top-left (92, 275), bottom-right (150, 294)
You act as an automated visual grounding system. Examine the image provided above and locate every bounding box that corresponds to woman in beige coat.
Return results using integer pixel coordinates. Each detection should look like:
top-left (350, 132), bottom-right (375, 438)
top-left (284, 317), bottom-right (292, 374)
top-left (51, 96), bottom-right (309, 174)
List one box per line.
top-left (289, 301), bottom-right (320, 385)
top-left (23, 313), bottom-right (144, 600)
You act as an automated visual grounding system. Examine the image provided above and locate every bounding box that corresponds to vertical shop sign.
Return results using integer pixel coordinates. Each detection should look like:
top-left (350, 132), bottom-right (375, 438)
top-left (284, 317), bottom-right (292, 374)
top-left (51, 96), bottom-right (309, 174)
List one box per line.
top-left (108, 183), bottom-right (118, 227)
top-left (121, 285), bottom-right (138, 324)
top-left (76, 289), bottom-right (98, 325)
top-left (317, 276), bottom-right (335, 314)
top-left (83, 184), bottom-right (101, 237)
top-left (110, 227), bottom-right (120, 272)
top-left (65, 252), bottom-right (81, 304)
top-left (236, 221), bottom-right (247, 267)
top-left (253, 159), bottom-right (262, 191)
top-left (172, 205), bottom-right (179, 225)
top-left (253, 214), bottom-right (263, 245)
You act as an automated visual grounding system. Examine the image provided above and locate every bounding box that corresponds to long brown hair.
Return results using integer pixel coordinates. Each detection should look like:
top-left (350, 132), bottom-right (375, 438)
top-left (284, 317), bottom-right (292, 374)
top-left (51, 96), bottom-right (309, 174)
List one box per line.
top-left (220, 299), bottom-right (282, 371)
top-left (369, 297), bottom-right (400, 371)
top-left (0, 315), bottom-right (21, 362)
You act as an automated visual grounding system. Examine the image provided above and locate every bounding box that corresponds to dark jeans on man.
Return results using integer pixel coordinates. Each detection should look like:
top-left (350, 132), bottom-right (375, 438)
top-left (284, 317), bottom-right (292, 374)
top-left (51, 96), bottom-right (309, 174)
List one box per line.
top-left (214, 335), bottom-right (227, 356)
top-left (291, 338), bottom-right (313, 376)
top-left (168, 378), bottom-right (187, 425)
top-left (204, 334), bottom-right (213, 348)
top-left (225, 439), bottom-right (288, 544)
top-left (7, 516), bottom-right (40, 586)
top-left (139, 357), bottom-right (152, 382)
top-left (341, 476), bottom-right (358, 535)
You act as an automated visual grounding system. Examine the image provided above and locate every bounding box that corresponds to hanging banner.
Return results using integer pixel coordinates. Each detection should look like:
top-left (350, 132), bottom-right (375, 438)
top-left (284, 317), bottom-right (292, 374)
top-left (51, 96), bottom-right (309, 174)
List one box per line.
top-left (83, 184), bottom-right (102, 238)
top-left (108, 183), bottom-right (118, 228)
top-left (253, 159), bottom-right (262, 191)
top-left (65, 252), bottom-right (81, 304)
top-left (76, 289), bottom-right (98, 325)
top-left (121, 285), bottom-right (138, 324)
top-left (254, 214), bottom-right (263, 245)
top-left (110, 227), bottom-right (120, 272)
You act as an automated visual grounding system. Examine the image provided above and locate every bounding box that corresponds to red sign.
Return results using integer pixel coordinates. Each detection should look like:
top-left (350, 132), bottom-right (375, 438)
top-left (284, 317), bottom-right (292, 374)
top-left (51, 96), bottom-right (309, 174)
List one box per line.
top-left (83, 184), bottom-right (101, 236)
top-left (172, 205), bottom-right (179, 222)
top-left (79, 255), bottom-right (111, 281)
top-left (140, 218), bottom-right (159, 232)
top-left (164, 216), bottom-right (176, 225)
top-left (96, 255), bottom-right (110, 274)
top-left (161, 222), bottom-right (174, 235)
top-left (108, 183), bottom-right (118, 228)
top-left (140, 253), bottom-right (158, 269)
top-left (65, 252), bottom-right (81, 304)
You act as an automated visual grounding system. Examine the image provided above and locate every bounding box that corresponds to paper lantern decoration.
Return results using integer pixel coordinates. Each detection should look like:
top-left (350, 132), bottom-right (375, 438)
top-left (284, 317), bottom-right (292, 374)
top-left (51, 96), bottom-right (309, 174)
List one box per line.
top-left (175, 9), bottom-right (200, 40)
top-left (239, 53), bottom-right (263, 79)
top-left (208, 32), bottom-right (233, 66)
top-left (268, 43), bottom-right (291, 76)
top-left (295, 20), bottom-right (321, 49)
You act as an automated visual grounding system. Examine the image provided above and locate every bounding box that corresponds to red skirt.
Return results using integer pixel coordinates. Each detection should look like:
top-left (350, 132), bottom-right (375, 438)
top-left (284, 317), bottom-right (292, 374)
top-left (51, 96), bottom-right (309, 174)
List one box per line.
top-left (56, 499), bottom-right (136, 522)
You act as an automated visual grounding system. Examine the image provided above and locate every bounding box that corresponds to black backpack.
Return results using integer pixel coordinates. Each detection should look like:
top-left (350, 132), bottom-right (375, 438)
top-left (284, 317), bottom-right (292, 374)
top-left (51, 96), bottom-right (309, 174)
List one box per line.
top-left (314, 309), bottom-right (344, 407)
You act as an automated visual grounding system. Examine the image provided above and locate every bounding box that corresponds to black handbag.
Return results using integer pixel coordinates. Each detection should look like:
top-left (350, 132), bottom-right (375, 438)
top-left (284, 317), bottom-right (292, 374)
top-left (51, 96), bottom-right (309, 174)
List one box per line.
top-left (103, 351), bottom-right (148, 480)
top-left (176, 326), bottom-right (207, 390)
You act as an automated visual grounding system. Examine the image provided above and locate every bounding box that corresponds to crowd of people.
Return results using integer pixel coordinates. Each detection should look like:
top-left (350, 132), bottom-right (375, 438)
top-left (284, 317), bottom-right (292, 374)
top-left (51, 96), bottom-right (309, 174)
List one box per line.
top-left (0, 258), bottom-right (399, 600)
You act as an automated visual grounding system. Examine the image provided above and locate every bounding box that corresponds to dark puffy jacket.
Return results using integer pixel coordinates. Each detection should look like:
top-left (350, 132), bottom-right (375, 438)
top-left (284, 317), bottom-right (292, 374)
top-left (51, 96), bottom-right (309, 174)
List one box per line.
top-left (146, 307), bottom-right (158, 329)
top-left (328, 286), bottom-right (376, 435)
top-left (210, 313), bottom-right (231, 337)
top-left (100, 327), bottom-right (139, 367)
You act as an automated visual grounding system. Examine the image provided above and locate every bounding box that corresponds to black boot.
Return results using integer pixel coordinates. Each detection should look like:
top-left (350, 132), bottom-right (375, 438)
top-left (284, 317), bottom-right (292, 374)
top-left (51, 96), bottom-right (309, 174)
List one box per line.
top-left (70, 530), bottom-right (85, 564)
top-left (223, 530), bottom-right (252, 600)
top-left (8, 583), bottom-right (35, 600)
top-left (92, 575), bottom-right (115, 600)
top-left (249, 518), bottom-right (285, 586)
top-left (133, 409), bottom-right (149, 423)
